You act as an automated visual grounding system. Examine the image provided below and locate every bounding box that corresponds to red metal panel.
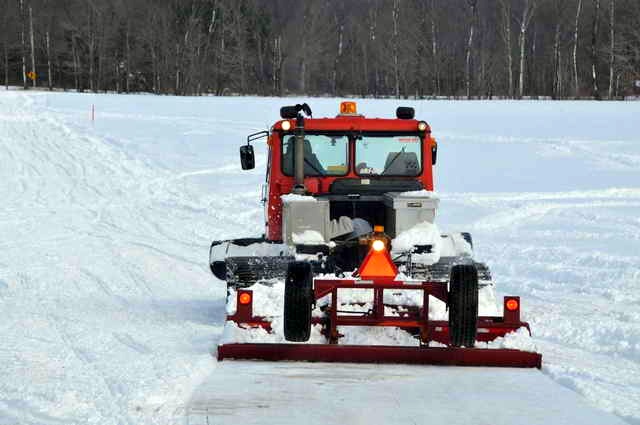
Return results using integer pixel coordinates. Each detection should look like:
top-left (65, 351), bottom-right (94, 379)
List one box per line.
top-left (217, 343), bottom-right (542, 369)
top-left (265, 123), bottom-right (435, 241)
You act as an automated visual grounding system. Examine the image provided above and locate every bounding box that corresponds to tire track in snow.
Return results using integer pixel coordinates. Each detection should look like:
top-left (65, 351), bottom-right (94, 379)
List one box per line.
top-left (0, 92), bottom-right (220, 425)
top-left (438, 185), bottom-right (640, 422)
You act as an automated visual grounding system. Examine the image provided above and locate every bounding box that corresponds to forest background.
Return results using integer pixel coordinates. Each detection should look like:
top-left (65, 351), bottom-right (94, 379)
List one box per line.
top-left (2, 0), bottom-right (640, 99)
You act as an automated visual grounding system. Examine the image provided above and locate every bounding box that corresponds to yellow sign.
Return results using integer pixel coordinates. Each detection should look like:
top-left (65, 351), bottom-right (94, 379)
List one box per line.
top-left (26, 71), bottom-right (36, 81)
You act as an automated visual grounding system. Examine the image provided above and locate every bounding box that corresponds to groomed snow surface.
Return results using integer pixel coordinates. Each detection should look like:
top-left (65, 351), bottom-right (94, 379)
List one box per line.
top-left (0, 91), bottom-right (638, 424)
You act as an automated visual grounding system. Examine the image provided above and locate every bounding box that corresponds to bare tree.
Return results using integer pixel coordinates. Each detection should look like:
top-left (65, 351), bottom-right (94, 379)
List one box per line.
top-left (28, 4), bottom-right (35, 88)
top-left (272, 35), bottom-right (282, 95)
top-left (391, 0), bottom-right (400, 98)
top-left (429, 0), bottom-right (440, 96)
top-left (18, 0), bottom-right (27, 89)
top-left (591, 0), bottom-right (601, 98)
top-left (573, 0), bottom-right (583, 97)
top-left (2, 0), bottom-right (10, 90)
top-left (465, 0), bottom-right (477, 99)
top-left (367, 6), bottom-right (379, 97)
top-left (608, 0), bottom-right (615, 98)
top-left (499, 0), bottom-right (514, 97)
top-left (516, 0), bottom-right (537, 98)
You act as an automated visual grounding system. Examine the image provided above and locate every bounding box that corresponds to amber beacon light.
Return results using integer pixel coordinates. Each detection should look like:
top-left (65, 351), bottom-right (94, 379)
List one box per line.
top-left (339, 101), bottom-right (358, 115)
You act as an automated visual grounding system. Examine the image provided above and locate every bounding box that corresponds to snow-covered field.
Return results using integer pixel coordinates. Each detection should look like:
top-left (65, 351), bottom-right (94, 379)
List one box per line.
top-left (0, 90), bottom-right (638, 424)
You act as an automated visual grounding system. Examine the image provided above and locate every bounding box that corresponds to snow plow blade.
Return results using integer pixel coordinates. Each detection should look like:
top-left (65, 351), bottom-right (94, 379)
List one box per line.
top-left (217, 343), bottom-right (542, 369)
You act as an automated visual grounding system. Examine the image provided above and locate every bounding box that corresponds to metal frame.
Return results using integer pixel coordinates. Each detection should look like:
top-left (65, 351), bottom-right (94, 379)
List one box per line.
top-left (218, 279), bottom-right (542, 368)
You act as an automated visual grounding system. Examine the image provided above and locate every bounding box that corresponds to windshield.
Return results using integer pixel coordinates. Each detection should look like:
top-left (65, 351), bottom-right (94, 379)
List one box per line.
top-left (282, 134), bottom-right (348, 176)
top-left (355, 134), bottom-right (422, 176)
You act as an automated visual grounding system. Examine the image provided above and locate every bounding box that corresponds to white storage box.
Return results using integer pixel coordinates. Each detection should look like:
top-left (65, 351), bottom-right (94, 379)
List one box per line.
top-left (383, 192), bottom-right (439, 237)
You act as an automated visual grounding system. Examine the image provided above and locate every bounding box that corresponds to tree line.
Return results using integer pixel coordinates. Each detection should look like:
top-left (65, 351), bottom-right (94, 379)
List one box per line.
top-left (2, 0), bottom-right (640, 99)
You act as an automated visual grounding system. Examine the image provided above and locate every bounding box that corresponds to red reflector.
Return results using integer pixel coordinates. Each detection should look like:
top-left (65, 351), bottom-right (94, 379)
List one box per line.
top-left (239, 292), bottom-right (252, 305)
top-left (505, 298), bottom-right (519, 311)
top-left (357, 246), bottom-right (398, 280)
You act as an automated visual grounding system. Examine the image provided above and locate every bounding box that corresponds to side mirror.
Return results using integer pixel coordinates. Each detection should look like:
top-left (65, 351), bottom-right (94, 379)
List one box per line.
top-left (240, 145), bottom-right (255, 170)
top-left (431, 144), bottom-right (437, 165)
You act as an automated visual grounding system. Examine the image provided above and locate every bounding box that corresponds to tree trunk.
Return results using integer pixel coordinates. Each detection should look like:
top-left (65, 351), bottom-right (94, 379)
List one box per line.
top-left (46, 30), bottom-right (52, 90)
top-left (362, 41), bottom-right (368, 96)
top-left (553, 22), bottom-right (561, 98)
top-left (205, 8), bottom-right (217, 95)
top-left (300, 6), bottom-right (308, 94)
top-left (28, 4), bottom-right (35, 88)
top-left (72, 35), bottom-right (79, 91)
top-left (88, 4), bottom-right (95, 92)
top-left (96, 18), bottom-right (104, 93)
top-left (125, 26), bottom-right (131, 93)
top-left (368, 7), bottom-right (378, 97)
top-left (517, 0), bottom-right (536, 99)
top-left (590, 0), bottom-right (600, 99)
top-left (332, 11), bottom-right (344, 96)
top-left (465, 0), bottom-right (477, 99)
top-left (531, 25), bottom-right (537, 97)
top-left (573, 0), bottom-right (582, 98)
top-left (392, 0), bottom-right (400, 98)
top-left (175, 41), bottom-right (181, 95)
top-left (608, 0), bottom-right (615, 99)
top-left (518, 25), bottom-right (525, 98)
top-left (272, 35), bottom-right (281, 95)
top-left (216, 31), bottom-right (225, 95)
top-left (19, 0), bottom-right (27, 89)
top-left (430, 0), bottom-right (439, 97)
top-left (558, 48), bottom-right (563, 98)
top-left (115, 56), bottom-right (120, 93)
top-left (3, 41), bottom-right (8, 90)
top-left (500, 0), bottom-right (514, 98)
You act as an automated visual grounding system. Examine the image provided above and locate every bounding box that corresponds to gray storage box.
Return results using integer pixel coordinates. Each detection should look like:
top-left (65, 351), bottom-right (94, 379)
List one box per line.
top-left (383, 192), bottom-right (439, 237)
top-left (282, 196), bottom-right (330, 245)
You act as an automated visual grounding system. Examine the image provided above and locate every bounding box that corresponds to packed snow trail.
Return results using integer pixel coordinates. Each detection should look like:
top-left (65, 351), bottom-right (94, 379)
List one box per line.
top-left (0, 91), bottom-right (639, 424)
top-left (187, 363), bottom-right (626, 425)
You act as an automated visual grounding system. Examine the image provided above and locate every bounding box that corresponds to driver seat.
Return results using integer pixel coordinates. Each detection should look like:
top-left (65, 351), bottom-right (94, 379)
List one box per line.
top-left (382, 152), bottom-right (419, 175)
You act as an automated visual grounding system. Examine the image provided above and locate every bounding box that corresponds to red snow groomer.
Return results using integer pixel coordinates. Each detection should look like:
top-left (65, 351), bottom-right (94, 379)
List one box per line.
top-left (211, 102), bottom-right (541, 368)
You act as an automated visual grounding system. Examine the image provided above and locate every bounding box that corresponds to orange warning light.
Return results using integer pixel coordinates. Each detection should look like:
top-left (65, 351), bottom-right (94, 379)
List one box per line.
top-left (505, 298), bottom-right (519, 311)
top-left (239, 292), bottom-right (252, 305)
top-left (357, 244), bottom-right (398, 281)
top-left (371, 239), bottom-right (385, 252)
top-left (339, 101), bottom-right (357, 115)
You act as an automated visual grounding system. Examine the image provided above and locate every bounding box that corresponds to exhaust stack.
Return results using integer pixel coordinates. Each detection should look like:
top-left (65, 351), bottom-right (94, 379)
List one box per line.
top-left (280, 104), bottom-right (312, 195)
top-left (293, 113), bottom-right (306, 194)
